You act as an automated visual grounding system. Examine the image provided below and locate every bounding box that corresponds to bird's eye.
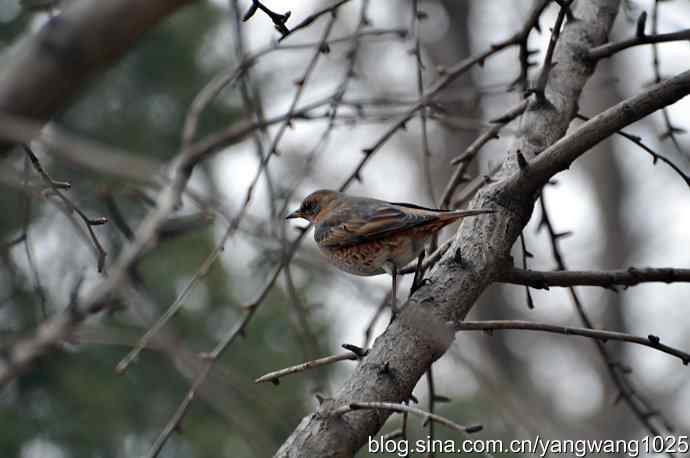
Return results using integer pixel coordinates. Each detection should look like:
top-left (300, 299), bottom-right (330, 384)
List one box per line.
top-left (303, 201), bottom-right (317, 213)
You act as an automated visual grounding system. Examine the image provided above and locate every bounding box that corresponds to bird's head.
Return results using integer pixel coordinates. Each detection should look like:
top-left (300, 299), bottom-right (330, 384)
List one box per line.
top-left (286, 189), bottom-right (339, 223)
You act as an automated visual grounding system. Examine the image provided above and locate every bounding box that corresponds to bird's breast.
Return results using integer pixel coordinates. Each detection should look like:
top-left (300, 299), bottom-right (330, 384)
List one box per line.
top-left (318, 234), bottom-right (429, 276)
top-left (318, 241), bottom-right (387, 276)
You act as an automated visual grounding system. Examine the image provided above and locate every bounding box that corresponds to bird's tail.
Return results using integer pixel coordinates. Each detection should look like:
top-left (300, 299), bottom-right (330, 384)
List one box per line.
top-left (443, 208), bottom-right (495, 220)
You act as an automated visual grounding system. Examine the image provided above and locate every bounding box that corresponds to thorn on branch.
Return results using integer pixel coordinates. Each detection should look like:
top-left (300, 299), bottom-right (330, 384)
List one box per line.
top-left (516, 149), bottom-right (529, 169)
top-left (526, 287), bottom-right (535, 309)
top-left (341, 343), bottom-right (368, 359)
top-left (242, 1), bottom-right (291, 37)
top-left (466, 424), bottom-right (484, 434)
top-left (242, 2), bottom-right (259, 21)
top-left (379, 361), bottom-right (391, 375)
top-left (554, 230), bottom-right (573, 240)
top-left (88, 217), bottom-right (109, 226)
top-left (636, 11), bottom-right (647, 38)
top-left (613, 390), bottom-right (624, 405)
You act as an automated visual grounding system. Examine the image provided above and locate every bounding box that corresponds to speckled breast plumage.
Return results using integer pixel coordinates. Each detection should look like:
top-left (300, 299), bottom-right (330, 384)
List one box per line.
top-left (317, 231), bottom-right (429, 276)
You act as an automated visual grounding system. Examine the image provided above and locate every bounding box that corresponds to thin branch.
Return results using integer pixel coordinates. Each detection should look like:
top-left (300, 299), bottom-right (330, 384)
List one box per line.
top-left (115, 222), bottom-right (235, 373)
top-left (412, 0), bottom-right (435, 205)
top-left (650, 1), bottom-right (687, 160)
top-left (576, 113), bottom-right (690, 186)
top-left (398, 238), bottom-right (452, 275)
top-left (589, 28), bottom-right (690, 60)
top-left (508, 0), bottom-right (550, 90)
top-left (255, 350), bottom-right (363, 384)
top-left (458, 320), bottom-right (690, 365)
top-left (518, 232), bottom-right (535, 309)
top-left (362, 292), bottom-right (392, 349)
top-left (500, 267), bottom-right (690, 289)
top-left (1, 233), bottom-right (27, 251)
top-left (425, 367), bottom-right (436, 456)
top-left (279, 0), bottom-right (352, 42)
top-left (335, 402), bottom-right (483, 435)
top-left (20, 154), bottom-right (46, 317)
top-left (528, 0), bottom-right (573, 103)
top-left (442, 100), bottom-right (528, 209)
top-left (23, 145), bottom-right (109, 272)
top-left (267, 13), bottom-right (339, 157)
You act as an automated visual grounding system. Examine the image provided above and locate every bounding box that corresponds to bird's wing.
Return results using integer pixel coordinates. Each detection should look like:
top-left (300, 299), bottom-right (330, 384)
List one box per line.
top-left (315, 202), bottom-right (438, 248)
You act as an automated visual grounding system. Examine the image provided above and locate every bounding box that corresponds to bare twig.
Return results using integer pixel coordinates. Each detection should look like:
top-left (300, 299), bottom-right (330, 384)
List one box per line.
top-left (458, 320), bottom-right (690, 365)
top-left (255, 350), bottom-right (363, 384)
top-left (398, 238), bottom-right (452, 275)
top-left (518, 232), bottom-right (535, 309)
top-left (268, 13), bottom-right (339, 157)
top-left (411, 0), bottom-right (435, 205)
top-left (20, 154), bottom-right (46, 317)
top-left (499, 267), bottom-right (690, 289)
top-left (335, 402), bottom-right (482, 435)
top-left (442, 100), bottom-right (528, 209)
top-left (649, 1), bottom-right (687, 160)
top-left (115, 223), bottom-right (235, 373)
top-left (280, 0), bottom-right (352, 42)
top-left (508, 0), bottom-right (550, 90)
top-left (362, 292), bottom-right (392, 349)
top-left (528, 0), bottom-right (573, 103)
top-left (589, 27), bottom-right (690, 60)
top-left (425, 367), bottom-right (436, 456)
top-left (575, 113), bottom-right (690, 186)
top-left (23, 145), bottom-right (109, 272)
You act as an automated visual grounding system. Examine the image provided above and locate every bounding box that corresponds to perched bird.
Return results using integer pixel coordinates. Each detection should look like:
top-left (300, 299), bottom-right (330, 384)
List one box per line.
top-left (286, 190), bottom-right (494, 313)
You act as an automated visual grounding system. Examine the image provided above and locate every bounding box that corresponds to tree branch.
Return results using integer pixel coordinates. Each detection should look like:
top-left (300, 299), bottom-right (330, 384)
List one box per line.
top-left (0, 0), bottom-right (196, 154)
top-left (589, 28), bottom-right (690, 60)
top-left (510, 69), bottom-right (690, 195)
top-left (255, 350), bottom-right (363, 385)
top-left (458, 320), bottom-right (690, 365)
top-left (499, 267), bottom-right (690, 289)
top-left (335, 402), bottom-right (483, 435)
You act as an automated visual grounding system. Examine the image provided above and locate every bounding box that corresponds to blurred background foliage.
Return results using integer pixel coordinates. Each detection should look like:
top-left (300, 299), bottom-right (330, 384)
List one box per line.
top-left (1, 0), bottom-right (689, 457)
top-left (0, 1), bottom-right (334, 457)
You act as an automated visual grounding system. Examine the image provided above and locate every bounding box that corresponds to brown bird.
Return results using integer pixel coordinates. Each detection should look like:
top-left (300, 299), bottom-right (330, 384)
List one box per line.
top-left (286, 190), bottom-right (494, 313)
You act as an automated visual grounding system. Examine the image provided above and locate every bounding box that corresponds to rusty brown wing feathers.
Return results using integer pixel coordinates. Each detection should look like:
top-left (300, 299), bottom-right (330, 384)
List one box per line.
top-left (315, 198), bottom-right (493, 248)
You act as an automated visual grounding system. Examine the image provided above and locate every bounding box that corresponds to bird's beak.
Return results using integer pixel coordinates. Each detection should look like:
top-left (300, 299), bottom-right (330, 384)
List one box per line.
top-left (285, 209), bottom-right (302, 220)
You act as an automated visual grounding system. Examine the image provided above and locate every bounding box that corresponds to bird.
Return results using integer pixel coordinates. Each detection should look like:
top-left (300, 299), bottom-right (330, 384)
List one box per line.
top-left (286, 189), bottom-right (494, 314)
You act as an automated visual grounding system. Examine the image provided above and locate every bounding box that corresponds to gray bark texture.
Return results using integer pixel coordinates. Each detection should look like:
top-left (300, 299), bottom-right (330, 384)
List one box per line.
top-left (0, 0), bottom-right (195, 154)
top-left (274, 1), bottom-right (631, 456)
